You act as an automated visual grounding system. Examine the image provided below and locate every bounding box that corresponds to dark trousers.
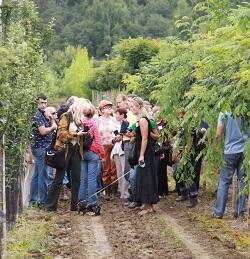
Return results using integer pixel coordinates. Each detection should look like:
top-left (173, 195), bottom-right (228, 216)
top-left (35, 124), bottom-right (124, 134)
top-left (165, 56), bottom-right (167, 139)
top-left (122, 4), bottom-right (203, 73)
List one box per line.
top-left (158, 152), bottom-right (169, 196)
top-left (173, 165), bottom-right (186, 196)
top-left (45, 143), bottom-right (81, 210)
top-left (174, 154), bottom-right (202, 198)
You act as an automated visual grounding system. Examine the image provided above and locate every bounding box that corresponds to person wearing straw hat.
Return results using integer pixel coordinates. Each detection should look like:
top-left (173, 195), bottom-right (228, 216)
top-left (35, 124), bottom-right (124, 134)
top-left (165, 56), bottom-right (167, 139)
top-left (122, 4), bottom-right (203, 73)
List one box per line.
top-left (98, 100), bottom-right (118, 198)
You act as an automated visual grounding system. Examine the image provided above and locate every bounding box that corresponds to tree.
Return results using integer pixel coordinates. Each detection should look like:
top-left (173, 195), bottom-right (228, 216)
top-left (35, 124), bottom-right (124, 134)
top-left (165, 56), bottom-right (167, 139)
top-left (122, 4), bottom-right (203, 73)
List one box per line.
top-left (0, 0), bottom-right (56, 227)
top-left (61, 47), bottom-right (93, 98)
top-left (37, 0), bottom-right (193, 58)
top-left (87, 37), bottom-right (160, 91)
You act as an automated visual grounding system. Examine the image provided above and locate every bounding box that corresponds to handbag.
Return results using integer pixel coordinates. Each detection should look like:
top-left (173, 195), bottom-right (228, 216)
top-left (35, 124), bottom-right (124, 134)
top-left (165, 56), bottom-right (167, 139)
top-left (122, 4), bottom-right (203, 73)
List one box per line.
top-left (153, 142), bottom-right (161, 155)
top-left (45, 112), bottom-right (72, 169)
top-left (82, 133), bottom-right (94, 150)
top-left (128, 142), bottom-right (138, 168)
top-left (45, 147), bottom-right (65, 169)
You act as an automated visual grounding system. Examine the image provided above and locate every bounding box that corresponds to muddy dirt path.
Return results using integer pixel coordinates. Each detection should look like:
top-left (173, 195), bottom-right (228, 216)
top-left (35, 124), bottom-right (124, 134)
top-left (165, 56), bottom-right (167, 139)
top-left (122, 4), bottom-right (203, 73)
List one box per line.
top-left (50, 192), bottom-right (250, 259)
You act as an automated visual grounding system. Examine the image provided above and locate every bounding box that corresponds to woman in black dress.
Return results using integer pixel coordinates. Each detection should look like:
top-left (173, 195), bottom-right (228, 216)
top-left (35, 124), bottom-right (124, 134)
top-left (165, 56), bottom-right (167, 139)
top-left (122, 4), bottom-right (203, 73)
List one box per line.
top-left (130, 97), bottom-right (159, 215)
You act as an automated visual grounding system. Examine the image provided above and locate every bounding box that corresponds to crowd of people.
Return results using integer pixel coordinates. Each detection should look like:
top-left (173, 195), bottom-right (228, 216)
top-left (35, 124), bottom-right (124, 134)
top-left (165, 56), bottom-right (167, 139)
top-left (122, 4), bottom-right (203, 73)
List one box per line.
top-left (26, 92), bottom-right (249, 218)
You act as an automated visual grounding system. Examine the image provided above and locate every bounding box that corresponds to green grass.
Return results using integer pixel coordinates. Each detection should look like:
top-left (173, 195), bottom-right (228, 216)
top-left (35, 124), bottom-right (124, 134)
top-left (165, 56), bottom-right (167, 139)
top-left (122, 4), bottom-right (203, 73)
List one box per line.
top-left (7, 210), bottom-right (56, 259)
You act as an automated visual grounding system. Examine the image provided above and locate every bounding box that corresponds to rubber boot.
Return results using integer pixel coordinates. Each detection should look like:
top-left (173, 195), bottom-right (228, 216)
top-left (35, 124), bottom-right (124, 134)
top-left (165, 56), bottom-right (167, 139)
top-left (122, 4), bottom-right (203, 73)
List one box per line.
top-left (187, 196), bottom-right (198, 208)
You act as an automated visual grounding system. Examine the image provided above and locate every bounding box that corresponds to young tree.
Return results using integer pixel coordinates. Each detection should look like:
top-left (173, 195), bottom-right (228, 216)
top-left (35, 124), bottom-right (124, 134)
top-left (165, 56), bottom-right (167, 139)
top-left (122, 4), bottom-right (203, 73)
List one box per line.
top-left (61, 47), bottom-right (93, 98)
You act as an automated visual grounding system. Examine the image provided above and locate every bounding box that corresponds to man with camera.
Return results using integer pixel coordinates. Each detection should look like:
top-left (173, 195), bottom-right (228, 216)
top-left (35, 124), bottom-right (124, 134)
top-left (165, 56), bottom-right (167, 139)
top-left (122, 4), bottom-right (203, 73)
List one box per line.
top-left (29, 93), bottom-right (57, 207)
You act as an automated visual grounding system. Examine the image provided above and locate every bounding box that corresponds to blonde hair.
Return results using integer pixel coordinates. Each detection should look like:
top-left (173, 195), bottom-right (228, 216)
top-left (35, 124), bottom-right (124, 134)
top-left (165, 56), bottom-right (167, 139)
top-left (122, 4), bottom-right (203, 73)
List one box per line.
top-left (44, 106), bottom-right (56, 114)
top-left (68, 98), bottom-right (92, 126)
top-left (131, 97), bottom-right (150, 119)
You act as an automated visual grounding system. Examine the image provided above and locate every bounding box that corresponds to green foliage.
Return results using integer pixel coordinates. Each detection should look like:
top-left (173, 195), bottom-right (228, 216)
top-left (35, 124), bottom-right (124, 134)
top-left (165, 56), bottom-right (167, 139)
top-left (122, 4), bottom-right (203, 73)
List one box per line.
top-left (7, 211), bottom-right (55, 258)
top-left (0, 0), bottom-right (56, 181)
top-left (47, 45), bottom-right (77, 79)
top-left (123, 2), bottom-right (250, 190)
top-left (60, 47), bottom-right (93, 98)
top-left (36, 0), bottom-right (192, 58)
top-left (114, 37), bottom-right (160, 72)
top-left (87, 58), bottom-right (127, 91)
top-left (87, 37), bottom-right (160, 91)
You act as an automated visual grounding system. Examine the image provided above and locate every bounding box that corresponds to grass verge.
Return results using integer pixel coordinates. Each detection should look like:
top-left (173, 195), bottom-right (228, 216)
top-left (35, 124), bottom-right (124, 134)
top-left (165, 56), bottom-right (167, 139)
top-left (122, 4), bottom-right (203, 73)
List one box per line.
top-left (7, 209), bottom-right (56, 259)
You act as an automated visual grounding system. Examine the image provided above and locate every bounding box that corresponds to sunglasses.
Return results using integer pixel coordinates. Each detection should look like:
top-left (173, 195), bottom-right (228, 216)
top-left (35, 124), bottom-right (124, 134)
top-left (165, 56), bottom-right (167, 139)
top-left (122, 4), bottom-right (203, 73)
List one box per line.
top-left (103, 106), bottom-right (112, 110)
top-left (51, 112), bottom-right (57, 115)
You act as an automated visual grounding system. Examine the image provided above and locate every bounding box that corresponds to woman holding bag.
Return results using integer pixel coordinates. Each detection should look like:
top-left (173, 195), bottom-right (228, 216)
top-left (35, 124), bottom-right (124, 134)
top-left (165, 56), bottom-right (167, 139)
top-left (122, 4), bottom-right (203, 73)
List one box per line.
top-left (44, 98), bottom-right (91, 212)
top-left (130, 97), bottom-right (159, 216)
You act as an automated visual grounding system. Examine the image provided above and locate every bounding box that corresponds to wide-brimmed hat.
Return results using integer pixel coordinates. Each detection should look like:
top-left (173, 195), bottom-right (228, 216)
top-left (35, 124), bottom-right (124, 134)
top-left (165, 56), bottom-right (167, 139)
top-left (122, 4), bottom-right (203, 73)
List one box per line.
top-left (99, 100), bottom-right (113, 110)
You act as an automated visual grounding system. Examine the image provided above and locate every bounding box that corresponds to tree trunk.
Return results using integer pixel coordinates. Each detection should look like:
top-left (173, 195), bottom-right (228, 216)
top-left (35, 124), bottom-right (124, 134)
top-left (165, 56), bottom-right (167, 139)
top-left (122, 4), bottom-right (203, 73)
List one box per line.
top-left (0, 135), bottom-right (7, 259)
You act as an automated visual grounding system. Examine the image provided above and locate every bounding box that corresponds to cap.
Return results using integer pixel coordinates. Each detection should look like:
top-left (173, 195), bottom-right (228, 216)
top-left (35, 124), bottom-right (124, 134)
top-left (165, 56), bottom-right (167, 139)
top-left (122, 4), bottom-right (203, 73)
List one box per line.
top-left (99, 100), bottom-right (113, 110)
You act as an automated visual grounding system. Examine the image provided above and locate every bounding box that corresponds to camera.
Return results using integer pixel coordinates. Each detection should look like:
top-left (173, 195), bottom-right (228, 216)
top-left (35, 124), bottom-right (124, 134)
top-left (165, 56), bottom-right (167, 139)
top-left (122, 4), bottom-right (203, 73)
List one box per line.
top-left (139, 161), bottom-right (146, 168)
top-left (83, 125), bottom-right (90, 132)
top-left (76, 125), bottom-right (89, 133)
top-left (113, 130), bottom-right (119, 136)
top-left (127, 127), bottom-right (132, 132)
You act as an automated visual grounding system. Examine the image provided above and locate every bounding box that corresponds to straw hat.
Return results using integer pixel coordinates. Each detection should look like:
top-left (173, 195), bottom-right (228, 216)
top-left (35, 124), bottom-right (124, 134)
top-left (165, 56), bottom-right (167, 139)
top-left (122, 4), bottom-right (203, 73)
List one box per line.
top-left (98, 100), bottom-right (113, 110)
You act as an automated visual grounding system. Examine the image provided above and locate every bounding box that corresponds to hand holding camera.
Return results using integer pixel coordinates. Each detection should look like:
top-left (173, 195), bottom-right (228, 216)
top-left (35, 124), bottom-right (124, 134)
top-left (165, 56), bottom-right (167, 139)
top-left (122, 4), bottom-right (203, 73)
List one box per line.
top-left (76, 125), bottom-right (89, 136)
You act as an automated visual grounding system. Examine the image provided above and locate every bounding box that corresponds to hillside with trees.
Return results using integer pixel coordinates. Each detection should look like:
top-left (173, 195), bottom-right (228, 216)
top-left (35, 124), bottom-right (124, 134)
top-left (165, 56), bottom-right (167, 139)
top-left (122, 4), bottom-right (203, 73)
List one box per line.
top-left (35, 0), bottom-right (194, 58)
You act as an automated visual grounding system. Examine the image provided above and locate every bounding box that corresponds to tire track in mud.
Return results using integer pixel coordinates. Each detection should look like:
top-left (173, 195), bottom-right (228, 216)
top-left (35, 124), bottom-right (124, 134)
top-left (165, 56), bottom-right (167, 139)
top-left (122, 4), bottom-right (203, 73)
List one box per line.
top-left (51, 194), bottom-right (249, 259)
top-left (101, 198), bottom-right (194, 259)
top-left (72, 215), bottom-right (114, 259)
top-left (156, 210), bottom-right (212, 259)
top-left (158, 195), bottom-right (250, 259)
top-left (52, 201), bottom-right (114, 259)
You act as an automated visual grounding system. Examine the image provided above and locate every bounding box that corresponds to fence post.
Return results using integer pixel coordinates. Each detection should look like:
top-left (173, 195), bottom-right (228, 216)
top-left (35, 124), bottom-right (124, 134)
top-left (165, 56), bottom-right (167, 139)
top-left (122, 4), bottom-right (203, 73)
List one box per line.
top-left (0, 1), bottom-right (7, 257)
top-left (0, 135), bottom-right (7, 258)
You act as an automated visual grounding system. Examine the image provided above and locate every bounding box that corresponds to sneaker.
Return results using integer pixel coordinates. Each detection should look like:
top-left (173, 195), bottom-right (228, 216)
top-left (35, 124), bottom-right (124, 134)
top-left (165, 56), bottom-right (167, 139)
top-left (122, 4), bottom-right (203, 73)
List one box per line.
top-left (124, 201), bottom-right (130, 206)
top-left (87, 205), bottom-right (101, 216)
top-left (212, 213), bottom-right (223, 219)
top-left (28, 202), bottom-right (39, 209)
top-left (139, 204), bottom-right (145, 210)
top-left (128, 202), bottom-right (141, 209)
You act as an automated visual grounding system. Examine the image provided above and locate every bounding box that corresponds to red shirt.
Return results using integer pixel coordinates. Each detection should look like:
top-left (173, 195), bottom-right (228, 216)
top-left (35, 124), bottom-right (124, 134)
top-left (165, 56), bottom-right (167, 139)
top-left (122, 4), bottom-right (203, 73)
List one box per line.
top-left (82, 117), bottom-right (105, 159)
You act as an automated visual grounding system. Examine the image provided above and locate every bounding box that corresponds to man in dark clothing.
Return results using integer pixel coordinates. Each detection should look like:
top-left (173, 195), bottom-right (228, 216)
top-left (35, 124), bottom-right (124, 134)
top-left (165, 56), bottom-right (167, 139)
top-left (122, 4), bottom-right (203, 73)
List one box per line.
top-left (29, 93), bottom-right (57, 206)
top-left (176, 121), bottom-right (208, 208)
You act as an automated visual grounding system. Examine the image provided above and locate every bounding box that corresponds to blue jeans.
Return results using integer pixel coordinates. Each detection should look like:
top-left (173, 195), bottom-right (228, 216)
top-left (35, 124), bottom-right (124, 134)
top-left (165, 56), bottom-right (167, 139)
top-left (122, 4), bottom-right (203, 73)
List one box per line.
top-left (79, 150), bottom-right (100, 206)
top-left (47, 167), bottom-right (54, 187)
top-left (29, 147), bottom-right (50, 204)
top-left (129, 165), bottom-right (138, 201)
top-left (214, 153), bottom-right (246, 217)
top-left (96, 160), bottom-right (103, 191)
